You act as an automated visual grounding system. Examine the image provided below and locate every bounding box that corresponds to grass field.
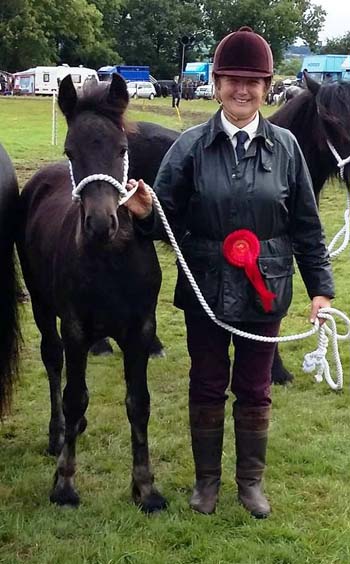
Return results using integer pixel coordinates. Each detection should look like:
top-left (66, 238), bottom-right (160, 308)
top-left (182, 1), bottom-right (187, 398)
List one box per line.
top-left (0, 95), bottom-right (350, 564)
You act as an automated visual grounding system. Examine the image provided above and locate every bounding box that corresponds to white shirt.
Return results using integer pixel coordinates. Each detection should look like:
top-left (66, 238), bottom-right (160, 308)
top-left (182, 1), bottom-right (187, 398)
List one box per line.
top-left (220, 110), bottom-right (260, 154)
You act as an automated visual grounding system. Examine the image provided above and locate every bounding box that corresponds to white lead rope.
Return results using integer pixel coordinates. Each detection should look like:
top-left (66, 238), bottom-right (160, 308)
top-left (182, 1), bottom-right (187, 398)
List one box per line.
top-left (67, 156), bottom-right (350, 390)
top-left (148, 186), bottom-right (350, 391)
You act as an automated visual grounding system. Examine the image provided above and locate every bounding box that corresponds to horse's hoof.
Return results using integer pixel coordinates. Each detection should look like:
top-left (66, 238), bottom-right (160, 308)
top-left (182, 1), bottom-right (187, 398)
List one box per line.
top-left (150, 347), bottom-right (166, 359)
top-left (272, 369), bottom-right (294, 385)
top-left (138, 491), bottom-right (168, 514)
top-left (50, 483), bottom-right (80, 507)
top-left (89, 338), bottom-right (113, 356)
top-left (149, 336), bottom-right (166, 359)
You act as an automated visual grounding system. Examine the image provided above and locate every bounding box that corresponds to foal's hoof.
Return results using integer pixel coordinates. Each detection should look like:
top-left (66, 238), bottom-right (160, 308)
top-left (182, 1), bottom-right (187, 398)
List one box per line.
top-left (140, 491), bottom-right (168, 514)
top-left (89, 338), bottom-right (113, 356)
top-left (132, 483), bottom-right (168, 513)
top-left (50, 487), bottom-right (80, 507)
top-left (50, 475), bottom-right (80, 507)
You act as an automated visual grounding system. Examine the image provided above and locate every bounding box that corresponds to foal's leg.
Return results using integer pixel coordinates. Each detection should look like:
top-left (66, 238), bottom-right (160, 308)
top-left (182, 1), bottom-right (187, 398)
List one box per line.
top-left (122, 328), bottom-right (167, 513)
top-left (31, 301), bottom-right (65, 455)
top-left (50, 323), bottom-right (89, 506)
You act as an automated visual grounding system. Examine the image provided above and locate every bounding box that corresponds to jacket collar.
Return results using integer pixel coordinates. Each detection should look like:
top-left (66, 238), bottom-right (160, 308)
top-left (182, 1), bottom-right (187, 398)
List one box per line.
top-left (204, 109), bottom-right (276, 154)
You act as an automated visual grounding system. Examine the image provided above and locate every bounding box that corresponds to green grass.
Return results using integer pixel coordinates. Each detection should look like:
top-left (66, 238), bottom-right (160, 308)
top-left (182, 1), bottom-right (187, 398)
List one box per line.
top-left (0, 96), bottom-right (350, 564)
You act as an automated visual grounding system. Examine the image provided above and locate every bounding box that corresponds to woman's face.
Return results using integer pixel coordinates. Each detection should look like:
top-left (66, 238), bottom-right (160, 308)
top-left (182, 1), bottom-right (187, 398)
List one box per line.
top-left (215, 76), bottom-right (268, 127)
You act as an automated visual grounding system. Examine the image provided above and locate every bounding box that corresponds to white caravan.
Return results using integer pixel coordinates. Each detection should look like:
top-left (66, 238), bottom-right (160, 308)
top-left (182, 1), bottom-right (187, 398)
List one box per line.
top-left (13, 65), bottom-right (98, 95)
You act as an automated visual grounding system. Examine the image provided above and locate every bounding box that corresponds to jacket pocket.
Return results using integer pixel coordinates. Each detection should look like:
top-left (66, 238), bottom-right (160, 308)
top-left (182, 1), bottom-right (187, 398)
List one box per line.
top-left (174, 243), bottom-right (221, 311)
top-left (253, 255), bottom-right (295, 315)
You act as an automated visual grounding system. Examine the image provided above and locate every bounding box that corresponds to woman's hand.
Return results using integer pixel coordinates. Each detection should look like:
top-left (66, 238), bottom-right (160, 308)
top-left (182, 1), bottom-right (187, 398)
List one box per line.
top-left (124, 179), bottom-right (153, 219)
top-left (310, 296), bottom-right (332, 325)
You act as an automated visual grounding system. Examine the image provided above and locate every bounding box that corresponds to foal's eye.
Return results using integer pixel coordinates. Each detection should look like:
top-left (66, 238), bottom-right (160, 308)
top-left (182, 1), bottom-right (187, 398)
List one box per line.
top-left (65, 149), bottom-right (73, 160)
top-left (119, 147), bottom-right (127, 157)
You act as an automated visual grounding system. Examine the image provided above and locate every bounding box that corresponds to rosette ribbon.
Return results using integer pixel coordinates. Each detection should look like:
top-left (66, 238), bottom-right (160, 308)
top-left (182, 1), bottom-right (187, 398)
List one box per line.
top-left (222, 229), bottom-right (276, 312)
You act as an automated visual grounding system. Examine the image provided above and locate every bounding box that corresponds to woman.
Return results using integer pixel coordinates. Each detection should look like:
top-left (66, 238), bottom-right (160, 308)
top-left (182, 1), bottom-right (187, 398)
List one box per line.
top-left (126, 27), bottom-right (334, 518)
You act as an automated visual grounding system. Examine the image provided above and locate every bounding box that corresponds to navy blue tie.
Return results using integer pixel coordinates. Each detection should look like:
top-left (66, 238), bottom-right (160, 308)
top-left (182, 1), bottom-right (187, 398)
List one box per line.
top-left (235, 130), bottom-right (249, 162)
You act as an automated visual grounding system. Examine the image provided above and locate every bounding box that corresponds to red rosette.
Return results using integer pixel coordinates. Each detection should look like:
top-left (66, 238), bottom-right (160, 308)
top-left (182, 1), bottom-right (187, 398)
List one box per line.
top-left (223, 229), bottom-right (276, 312)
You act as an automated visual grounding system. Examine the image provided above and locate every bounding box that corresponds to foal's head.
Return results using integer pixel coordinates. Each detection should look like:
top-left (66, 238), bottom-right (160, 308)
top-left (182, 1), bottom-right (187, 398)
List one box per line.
top-left (59, 74), bottom-right (130, 244)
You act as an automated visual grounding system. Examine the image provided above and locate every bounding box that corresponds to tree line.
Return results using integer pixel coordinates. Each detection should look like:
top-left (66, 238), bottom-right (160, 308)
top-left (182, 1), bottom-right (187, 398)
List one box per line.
top-left (0, 0), bottom-right (335, 77)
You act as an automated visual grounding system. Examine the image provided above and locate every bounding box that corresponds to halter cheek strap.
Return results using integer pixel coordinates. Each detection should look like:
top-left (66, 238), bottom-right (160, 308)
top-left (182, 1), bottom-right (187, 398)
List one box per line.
top-left (68, 152), bottom-right (138, 205)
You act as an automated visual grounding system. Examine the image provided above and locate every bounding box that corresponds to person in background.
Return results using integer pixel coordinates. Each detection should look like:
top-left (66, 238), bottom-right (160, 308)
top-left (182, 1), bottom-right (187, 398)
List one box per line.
top-left (171, 76), bottom-right (181, 108)
top-left (125, 27), bottom-right (334, 518)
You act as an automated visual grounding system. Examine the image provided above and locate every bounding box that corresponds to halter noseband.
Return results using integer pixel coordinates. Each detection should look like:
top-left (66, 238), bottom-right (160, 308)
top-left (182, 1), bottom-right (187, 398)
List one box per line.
top-left (68, 152), bottom-right (138, 205)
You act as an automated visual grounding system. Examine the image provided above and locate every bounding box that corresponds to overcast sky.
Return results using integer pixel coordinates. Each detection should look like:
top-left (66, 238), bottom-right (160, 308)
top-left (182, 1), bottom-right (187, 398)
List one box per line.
top-left (317, 0), bottom-right (350, 42)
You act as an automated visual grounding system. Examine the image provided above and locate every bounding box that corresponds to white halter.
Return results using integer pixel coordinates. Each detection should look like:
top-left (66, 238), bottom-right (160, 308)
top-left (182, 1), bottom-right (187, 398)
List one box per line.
top-left (326, 140), bottom-right (350, 181)
top-left (68, 152), bottom-right (137, 205)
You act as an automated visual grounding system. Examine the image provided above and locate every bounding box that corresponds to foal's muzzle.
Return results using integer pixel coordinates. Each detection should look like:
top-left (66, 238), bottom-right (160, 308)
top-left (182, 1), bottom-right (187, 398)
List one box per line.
top-left (84, 211), bottom-right (119, 244)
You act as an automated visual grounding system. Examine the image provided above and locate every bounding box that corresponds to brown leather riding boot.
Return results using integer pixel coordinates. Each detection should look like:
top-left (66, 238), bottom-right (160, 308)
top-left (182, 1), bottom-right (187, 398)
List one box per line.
top-left (233, 402), bottom-right (271, 519)
top-left (189, 402), bottom-right (225, 514)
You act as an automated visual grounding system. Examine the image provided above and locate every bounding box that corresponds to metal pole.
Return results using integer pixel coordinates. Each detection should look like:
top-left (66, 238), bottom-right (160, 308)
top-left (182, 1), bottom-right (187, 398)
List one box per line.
top-left (180, 43), bottom-right (185, 84)
top-left (51, 91), bottom-right (57, 146)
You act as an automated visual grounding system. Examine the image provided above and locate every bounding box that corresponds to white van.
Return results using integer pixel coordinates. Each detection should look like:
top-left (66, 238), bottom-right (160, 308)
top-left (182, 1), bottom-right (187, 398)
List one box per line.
top-left (195, 83), bottom-right (215, 100)
top-left (13, 65), bottom-right (99, 95)
top-left (127, 81), bottom-right (156, 99)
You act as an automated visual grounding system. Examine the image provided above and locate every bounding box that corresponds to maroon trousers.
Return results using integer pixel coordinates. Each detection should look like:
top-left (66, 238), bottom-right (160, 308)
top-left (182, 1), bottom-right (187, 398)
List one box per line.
top-left (184, 312), bottom-right (281, 407)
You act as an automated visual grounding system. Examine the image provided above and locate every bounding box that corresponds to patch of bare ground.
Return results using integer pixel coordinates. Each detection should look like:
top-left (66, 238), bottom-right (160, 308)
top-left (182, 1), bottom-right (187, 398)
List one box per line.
top-left (131, 101), bottom-right (212, 123)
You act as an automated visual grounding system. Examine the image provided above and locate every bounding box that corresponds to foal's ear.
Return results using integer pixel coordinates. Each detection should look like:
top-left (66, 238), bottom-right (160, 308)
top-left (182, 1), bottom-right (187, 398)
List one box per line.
top-left (58, 75), bottom-right (78, 118)
top-left (304, 72), bottom-right (320, 96)
top-left (107, 73), bottom-right (129, 107)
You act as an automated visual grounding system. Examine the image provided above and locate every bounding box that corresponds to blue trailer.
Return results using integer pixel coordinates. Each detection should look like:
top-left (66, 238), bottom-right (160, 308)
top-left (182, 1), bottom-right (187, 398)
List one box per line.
top-left (183, 62), bottom-right (213, 84)
top-left (98, 65), bottom-right (150, 82)
top-left (301, 54), bottom-right (350, 82)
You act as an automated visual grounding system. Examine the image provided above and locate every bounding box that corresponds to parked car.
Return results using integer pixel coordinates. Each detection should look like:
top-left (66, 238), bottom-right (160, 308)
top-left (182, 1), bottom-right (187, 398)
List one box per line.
top-left (127, 81), bottom-right (156, 99)
top-left (195, 83), bottom-right (215, 100)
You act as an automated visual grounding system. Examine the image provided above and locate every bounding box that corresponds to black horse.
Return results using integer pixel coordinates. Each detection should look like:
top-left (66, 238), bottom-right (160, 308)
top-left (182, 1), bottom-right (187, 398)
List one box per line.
top-left (0, 143), bottom-right (20, 419)
top-left (125, 73), bottom-right (350, 385)
top-left (17, 74), bottom-right (167, 512)
top-left (268, 75), bottom-right (350, 382)
top-left (270, 74), bottom-right (350, 202)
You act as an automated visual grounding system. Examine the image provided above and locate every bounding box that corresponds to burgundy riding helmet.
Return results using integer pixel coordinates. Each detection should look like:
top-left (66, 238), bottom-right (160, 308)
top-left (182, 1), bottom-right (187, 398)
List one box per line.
top-left (213, 26), bottom-right (274, 78)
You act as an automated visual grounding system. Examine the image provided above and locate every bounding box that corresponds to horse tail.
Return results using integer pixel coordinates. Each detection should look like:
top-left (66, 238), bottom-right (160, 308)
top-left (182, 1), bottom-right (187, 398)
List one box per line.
top-left (0, 242), bottom-right (21, 418)
top-left (0, 146), bottom-right (21, 418)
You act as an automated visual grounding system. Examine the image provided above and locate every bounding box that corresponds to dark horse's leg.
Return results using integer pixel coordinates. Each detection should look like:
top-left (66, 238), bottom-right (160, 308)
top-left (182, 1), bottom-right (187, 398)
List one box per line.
top-left (120, 322), bottom-right (167, 513)
top-left (89, 337), bottom-right (113, 356)
top-left (271, 346), bottom-right (293, 385)
top-left (31, 301), bottom-right (65, 455)
top-left (50, 320), bottom-right (89, 506)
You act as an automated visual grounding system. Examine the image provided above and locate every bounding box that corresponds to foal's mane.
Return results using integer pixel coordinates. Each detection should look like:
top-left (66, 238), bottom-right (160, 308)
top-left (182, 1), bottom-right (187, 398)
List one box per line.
top-left (67, 81), bottom-right (129, 131)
